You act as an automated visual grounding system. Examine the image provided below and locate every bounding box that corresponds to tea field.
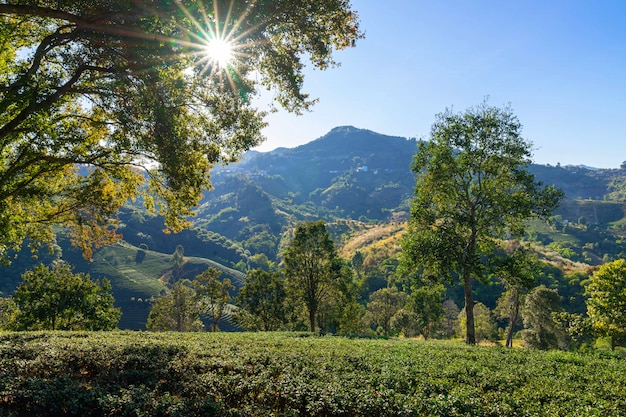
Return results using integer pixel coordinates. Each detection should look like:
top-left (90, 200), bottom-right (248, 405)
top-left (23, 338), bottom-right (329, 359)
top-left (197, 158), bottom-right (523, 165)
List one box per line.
top-left (1, 331), bottom-right (625, 416)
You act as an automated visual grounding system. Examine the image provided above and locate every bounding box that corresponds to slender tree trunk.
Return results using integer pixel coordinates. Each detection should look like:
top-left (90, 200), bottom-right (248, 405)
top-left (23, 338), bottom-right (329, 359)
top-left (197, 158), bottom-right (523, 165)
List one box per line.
top-left (463, 271), bottom-right (476, 345)
top-left (506, 287), bottom-right (520, 348)
top-left (308, 308), bottom-right (316, 333)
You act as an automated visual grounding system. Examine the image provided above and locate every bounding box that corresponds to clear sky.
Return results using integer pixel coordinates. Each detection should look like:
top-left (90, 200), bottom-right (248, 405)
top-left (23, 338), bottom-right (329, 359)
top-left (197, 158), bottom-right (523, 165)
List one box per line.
top-left (253, 1), bottom-right (626, 169)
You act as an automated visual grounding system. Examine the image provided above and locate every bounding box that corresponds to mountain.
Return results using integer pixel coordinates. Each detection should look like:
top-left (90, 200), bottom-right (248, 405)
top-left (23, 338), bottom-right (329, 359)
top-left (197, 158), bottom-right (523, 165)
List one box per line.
top-left (2, 126), bottom-right (626, 329)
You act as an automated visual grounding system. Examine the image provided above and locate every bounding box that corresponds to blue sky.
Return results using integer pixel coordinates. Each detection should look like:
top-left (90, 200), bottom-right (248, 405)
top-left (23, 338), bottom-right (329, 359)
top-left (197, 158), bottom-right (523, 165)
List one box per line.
top-left (254, 1), bottom-right (626, 168)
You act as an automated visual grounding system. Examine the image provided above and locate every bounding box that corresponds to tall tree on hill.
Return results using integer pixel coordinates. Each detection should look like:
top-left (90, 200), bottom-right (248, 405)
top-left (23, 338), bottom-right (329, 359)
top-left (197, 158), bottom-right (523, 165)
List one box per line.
top-left (284, 221), bottom-right (342, 332)
top-left (0, 1), bottom-right (361, 261)
top-left (401, 102), bottom-right (563, 345)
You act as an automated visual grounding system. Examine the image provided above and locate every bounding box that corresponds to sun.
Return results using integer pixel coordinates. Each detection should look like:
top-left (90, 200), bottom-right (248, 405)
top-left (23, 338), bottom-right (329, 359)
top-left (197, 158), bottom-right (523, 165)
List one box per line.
top-left (204, 37), bottom-right (234, 69)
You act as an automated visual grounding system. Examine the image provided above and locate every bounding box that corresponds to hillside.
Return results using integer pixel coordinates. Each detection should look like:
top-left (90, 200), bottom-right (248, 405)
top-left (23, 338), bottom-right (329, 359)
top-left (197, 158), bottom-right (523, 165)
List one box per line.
top-left (2, 126), bottom-right (626, 329)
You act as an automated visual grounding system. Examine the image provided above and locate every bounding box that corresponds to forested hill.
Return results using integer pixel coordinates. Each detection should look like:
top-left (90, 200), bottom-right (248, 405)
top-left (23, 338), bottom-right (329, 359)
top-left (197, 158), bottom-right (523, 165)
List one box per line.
top-left (2, 126), bottom-right (625, 329)
top-left (208, 126), bottom-right (419, 220)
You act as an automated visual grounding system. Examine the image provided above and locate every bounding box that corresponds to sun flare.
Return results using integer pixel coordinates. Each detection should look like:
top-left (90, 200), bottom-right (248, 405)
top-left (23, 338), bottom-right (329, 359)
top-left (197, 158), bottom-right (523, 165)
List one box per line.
top-left (205, 37), bottom-right (234, 68)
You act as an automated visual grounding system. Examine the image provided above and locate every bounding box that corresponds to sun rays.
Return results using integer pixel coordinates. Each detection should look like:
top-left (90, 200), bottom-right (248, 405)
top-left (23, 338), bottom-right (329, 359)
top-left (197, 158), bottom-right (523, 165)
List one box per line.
top-left (172, 0), bottom-right (262, 93)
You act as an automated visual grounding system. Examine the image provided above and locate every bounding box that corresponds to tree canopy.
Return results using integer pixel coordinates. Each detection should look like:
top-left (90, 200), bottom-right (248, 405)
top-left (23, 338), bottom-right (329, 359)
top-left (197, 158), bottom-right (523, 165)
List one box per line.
top-left (283, 220), bottom-right (342, 332)
top-left (0, 0), bottom-right (361, 260)
top-left (585, 259), bottom-right (626, 350)
top-left (146, 279), bottom-right (203, 332)
top-left (400, 102), bottom-right (563, 344)
top-left (7, 262), bottom-right (120, 330)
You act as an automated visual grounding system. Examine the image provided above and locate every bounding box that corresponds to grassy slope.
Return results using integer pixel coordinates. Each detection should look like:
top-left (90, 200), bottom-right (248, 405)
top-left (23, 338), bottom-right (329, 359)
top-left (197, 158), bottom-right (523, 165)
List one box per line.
top-left (87, 243), bottom-right (244, 330)
top-left (1, 331), bottom-right (625, 416)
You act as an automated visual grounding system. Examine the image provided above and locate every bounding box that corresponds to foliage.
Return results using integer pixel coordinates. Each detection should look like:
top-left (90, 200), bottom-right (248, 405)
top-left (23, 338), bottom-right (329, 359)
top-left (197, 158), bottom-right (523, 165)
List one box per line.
top-left (0, 0), bottom-right (362, 260)
top-left (2, 332), bottom-right (626, 416)
top-left (458, 302), bottom-right (498, 343)
top-left (7, 262), bottom-right (120, 331)
top-left (283, 221), bottom-right (343, 332)
top-left (522, 285), bottom-right (568, 350)
top-left (146, 280), bottom-right (203, 332)
top-left (401, 102), bottom-right (563, 344)
top-left (364, 287), bottom-right (407, 336)
top-left (171, 244), bottom-right (185, 282)
top-left (404, 283), bottom-right (445, 339)
top-left (234, 269), bottom-right (287, 331)
top-left (492, 241), bottom-right (538, 347)
top-left (434, 299), bottom-right (462, 339)
top-left (0, 297), bottom-right (17, 330)
top-left (585, 259), bottom-right (626, 349)
top-left (193, 268), bottom-right (234, 332)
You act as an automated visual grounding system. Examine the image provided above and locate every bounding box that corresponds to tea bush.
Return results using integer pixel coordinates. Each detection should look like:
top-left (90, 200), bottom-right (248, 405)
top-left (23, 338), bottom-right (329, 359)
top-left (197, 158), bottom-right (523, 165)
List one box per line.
top-left (1, 332), bottom-right (625, 416)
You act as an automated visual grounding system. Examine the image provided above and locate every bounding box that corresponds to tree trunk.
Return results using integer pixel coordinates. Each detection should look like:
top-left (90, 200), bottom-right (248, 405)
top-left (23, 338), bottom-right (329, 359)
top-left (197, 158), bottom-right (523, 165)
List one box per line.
top-left (308, 308), bottom-right (316, 333)
top-left (463, 272), bottom-right (476, 345)
top-left (506, 287), bottom-right (520, 348)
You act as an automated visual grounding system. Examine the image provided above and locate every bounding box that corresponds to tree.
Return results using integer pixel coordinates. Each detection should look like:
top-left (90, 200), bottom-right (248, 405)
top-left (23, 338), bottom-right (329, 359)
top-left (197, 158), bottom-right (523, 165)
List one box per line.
top-left (493, 241), bottom-right (538, 348)
top-left (235, 268), bottom-right (286, 331)
top-left (193, 268), bottom-right (234, 332)
top-left (458, 302), bottom-right (497, 343)
top-left (0, 297), bottom-right (17, 330)
top-left (585, 259), bottom-right (626, 350)
top-left (435, 299), bottom-right (461, 339)
top-left (400, 102), bottom-right (563, 344)
top-left (0, 1), bottom-right (362, 261)
top-left (171, 245), bottom-right (185, 282)
top-left (351, 251), bottom-right (365, 278)
top-left (9, 262), bottom-right (120, 330)
top-left (405, 283), bottom-right (445, 340)
top-left (147, 280), bottom-right (203, 332)
top-left (365, 287), bottom-right (407, 336)
top-left (283, 221), bottom-right (342, 332)
top-left (522, 285), bottom-right (566, 350)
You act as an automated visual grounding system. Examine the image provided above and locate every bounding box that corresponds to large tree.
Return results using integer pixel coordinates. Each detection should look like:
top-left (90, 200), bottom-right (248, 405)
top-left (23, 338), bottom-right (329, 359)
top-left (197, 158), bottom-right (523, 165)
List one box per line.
top-left (283, 220), bottom-right (342, 332)
top-left (8, 262), bottom-right (120, 330)
top-left (585, 259), bottom-right (626, 350)
top-left (401, 103), bottom-right (563, 344)
top-left (0, 1), bottom-right (361, 260)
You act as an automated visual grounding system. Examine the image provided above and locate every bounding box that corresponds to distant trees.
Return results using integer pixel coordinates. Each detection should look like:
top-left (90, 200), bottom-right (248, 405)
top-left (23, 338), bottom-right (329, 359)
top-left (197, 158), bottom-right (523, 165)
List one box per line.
top-left (171, 245), bottom-right (185, 282)
top-left (522, 286), bottom-right (566, 350)
top-left (365, 287), bottom-right (407, 336)
top-left (405, 283), bottom-right (445, 340)
top-left (585, 259), bottom-right (626, 350)
top-left (147, 267), bottom-right (233, 332)
top-left (493, 242), bottom-right (538, 348)
top-left (235, 269), bottom-right (287, 331)
top-left (146, 280), bottom-right (203, 332)
top-left (7, 263), bottom-right (120, 331)
top-left (284, 221), bottom-right (343, 332)
top-left (401, 102), bottom-right (563, 344)
top-left (194, 269), bottom-right (234, 332)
